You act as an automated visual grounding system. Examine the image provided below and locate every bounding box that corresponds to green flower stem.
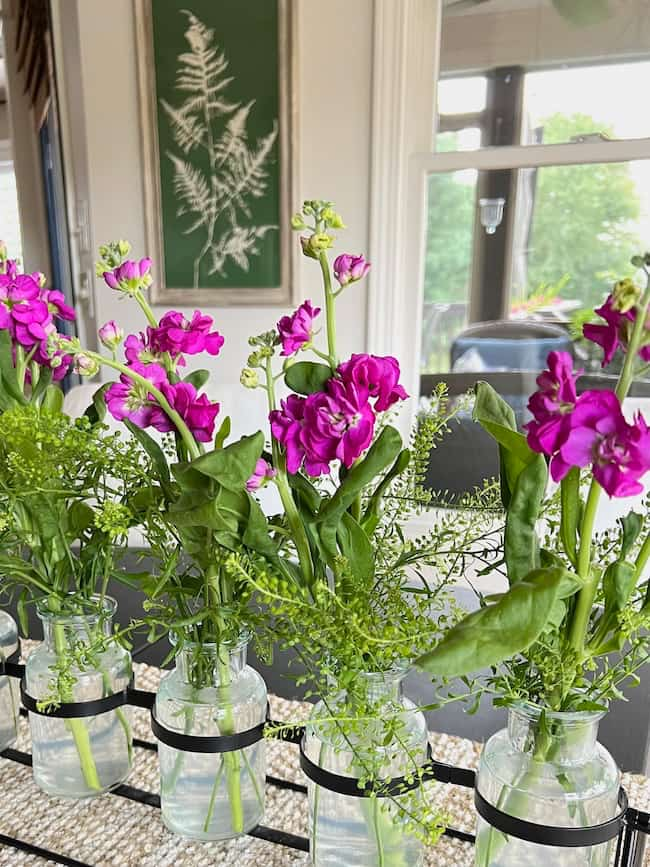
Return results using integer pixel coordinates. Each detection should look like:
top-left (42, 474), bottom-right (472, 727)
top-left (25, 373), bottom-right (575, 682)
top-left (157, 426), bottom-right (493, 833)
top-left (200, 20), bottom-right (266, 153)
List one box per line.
top-left (264, 359), bottom-right (315, 590)
top-left (50, 610), bottom-right (102, 792)
top-left (567, 278), bottom-right (650, 658)
top-left (85, 352), bottom-right (200, 461)
top-left (133, 289), bottom-right (159, 329)
top-left (318, 252), bottom-right (338, 369)
top-left (217, 654), bottom-right (244, 835)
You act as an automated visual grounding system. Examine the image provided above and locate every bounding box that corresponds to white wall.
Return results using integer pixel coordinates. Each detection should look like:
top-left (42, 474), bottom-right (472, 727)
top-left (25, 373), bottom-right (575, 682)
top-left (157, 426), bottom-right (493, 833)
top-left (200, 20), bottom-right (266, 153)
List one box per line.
top-left (65, 0), bottom-right (374, 420)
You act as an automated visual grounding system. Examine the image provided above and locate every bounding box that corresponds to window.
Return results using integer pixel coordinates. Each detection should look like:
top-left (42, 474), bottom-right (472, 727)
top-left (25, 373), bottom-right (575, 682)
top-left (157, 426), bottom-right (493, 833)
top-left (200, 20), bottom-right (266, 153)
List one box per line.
top-left (0, 160), bottom-right (23, 263)
top-left (420, 0), bottom-right (650, 383)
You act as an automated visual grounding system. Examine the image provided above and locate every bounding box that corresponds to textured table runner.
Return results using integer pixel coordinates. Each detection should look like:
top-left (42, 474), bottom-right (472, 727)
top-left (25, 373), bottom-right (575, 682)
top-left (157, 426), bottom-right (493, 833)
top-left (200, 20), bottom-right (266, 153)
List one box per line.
top-left (1, 657), bottom-right (649, 866)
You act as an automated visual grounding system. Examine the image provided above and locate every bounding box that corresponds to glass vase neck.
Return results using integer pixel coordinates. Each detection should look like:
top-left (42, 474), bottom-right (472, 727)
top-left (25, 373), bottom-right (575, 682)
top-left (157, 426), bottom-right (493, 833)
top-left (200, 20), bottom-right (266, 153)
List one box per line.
top-left (175, 637), bottom-right (248, 688)
top-left (507, 704), bottom-right (603, 766)
top-left (337, 667), bottom-right (408, 705)
top-left (37, 595), bottom-right (116, 650)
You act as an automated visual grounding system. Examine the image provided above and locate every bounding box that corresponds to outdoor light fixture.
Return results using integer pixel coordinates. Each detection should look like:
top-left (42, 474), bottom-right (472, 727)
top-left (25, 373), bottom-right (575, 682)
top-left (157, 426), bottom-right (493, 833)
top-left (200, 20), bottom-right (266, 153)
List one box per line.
top-left (479, 197), bottom-right (505, 234)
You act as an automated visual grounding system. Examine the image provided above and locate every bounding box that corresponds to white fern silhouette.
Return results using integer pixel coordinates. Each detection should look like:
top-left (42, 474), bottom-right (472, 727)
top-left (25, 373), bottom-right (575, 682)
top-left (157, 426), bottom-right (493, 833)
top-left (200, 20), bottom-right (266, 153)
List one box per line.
top-left (162, 10), bottom-right (279, 288)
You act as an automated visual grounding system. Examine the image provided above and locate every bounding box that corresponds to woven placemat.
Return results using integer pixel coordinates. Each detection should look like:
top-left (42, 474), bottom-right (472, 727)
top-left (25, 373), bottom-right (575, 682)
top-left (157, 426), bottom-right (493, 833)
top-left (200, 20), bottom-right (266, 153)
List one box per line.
top-left (0, 653), bottom-right (648, 866)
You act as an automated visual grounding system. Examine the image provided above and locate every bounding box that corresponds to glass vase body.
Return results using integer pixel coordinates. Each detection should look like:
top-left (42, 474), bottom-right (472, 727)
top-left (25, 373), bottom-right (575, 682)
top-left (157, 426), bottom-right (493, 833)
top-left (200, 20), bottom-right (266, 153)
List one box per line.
top-left (304, 669), bottom-right (427, 867)
top-left (155, 637), bottom-right (267, 841)
top-left (0, 610), bottom-right (19, 750)
top-left (25, 597), bottom-right (132, 798)
top-left (475, 705), bottom-right (620, 866)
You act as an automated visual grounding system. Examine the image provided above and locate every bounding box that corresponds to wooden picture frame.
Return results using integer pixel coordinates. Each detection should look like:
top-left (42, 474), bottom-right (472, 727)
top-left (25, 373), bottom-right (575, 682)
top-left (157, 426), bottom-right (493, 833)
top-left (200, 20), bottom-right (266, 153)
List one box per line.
top-left (134, 0), bottom-right (297, 306)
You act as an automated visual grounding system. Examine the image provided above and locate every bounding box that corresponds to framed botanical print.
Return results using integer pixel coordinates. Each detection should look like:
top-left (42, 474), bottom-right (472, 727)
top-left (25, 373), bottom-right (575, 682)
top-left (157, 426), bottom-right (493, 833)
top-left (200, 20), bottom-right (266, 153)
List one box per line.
top-left (134, 0), bottom-right (296, 305)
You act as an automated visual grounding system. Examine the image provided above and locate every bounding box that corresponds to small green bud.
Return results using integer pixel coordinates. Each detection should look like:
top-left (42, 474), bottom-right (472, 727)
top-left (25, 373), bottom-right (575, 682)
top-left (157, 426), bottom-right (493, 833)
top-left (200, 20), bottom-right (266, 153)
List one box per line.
top-left (291, 213), bottom-right (306, 230)
top-left (612, 277), bottom-right (641, 313)
top-left (240, 367), bottom-right (259, 389)
top-left (117, 239), bottom-right (131, 256)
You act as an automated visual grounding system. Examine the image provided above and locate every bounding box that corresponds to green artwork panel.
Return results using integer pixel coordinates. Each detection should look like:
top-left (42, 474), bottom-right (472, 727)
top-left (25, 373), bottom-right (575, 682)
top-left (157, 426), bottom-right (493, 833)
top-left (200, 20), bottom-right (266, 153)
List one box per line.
top-left (151, 0), bottom-right (281, 292)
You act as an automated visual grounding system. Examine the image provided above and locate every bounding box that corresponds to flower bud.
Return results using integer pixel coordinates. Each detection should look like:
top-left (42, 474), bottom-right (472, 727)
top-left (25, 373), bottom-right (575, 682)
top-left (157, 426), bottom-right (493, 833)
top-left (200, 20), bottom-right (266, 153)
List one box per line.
top-left (0, 241), bottom-right (6, 263)
top-left (74, 353), bottom-right (100, 377)
top-left (300, 236), bottom-right (319, 260)
top-left (333, 253), bottom-right (371, 287)
top-left (98, 320), bottom-right (124, 350)
top-left (612, 278), bottom-right (641, 314)
top-left (291, 213), bottom-right (306, 230)
top-left (240, 367), bottom-right (259, 389)
top-left (117, 239), bottom-right (131, 257)
top-left (322, 208), bottom-right (345, 229)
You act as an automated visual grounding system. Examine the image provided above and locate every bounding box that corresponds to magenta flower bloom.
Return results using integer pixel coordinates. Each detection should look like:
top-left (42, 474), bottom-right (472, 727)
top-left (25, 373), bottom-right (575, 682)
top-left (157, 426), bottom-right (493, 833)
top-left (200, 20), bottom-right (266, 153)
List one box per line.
top-left (150, 381), bottom-right (220, 443)
top-left (552, 390), bottom-right (650, 497)
top-left (270, 395), bottom-right (311, 474)
top-left (103, 258), bottom-right (152, 293)
top-left (104, 362), bottom-right (168, 429)
top-left (302, 380), bottom-right (375, 470)
top-left (333, 254), bottom-right (370, 287)
top-left (525, 351), bottom-right (582, 456)
top-left (277, 300), bottom-right (321, 356)
top-left (246, 458), bottom-right (277, 492)
top-left (338, 353), bottom-right (408, 412)
top-left (583, 295), bottom-right (650, 366)
top-left (123, 330), bottom-right (178, 367)
top-left (149, 310), bottom-right (224, 357)
top-left (98, 320), bottom-right (124, 350)
top-left (42, 289), bottom-right (75, 322)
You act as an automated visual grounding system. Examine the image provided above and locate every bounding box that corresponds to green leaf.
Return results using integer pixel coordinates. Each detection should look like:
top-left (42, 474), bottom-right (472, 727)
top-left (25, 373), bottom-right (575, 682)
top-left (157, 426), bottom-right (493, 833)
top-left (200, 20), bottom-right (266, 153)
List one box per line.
top-left (69, 501), bottom-right (95, 535)
top-left (242, 495), bottom-right (278, 559)
top-left (124, 420), bottom-right (171, 487)
top-left (16, 589), bottom-right (29, 636)
top-left (619, 512), bottom-right (643, 561)
top-left (214, 415), bottom-right (231, 450)
top-left (288, 471), bottom-right (322, 515)
top-left (183, 369), bottom-right (210, 391)
top-left (603, 561), bottom-right (637, 613)
top-left (41, 385), bottom-right (64, 414)
top-left (0, 330), bottom-right (26, 405)
top-left (416, 567), bottom-right (565, 678)
top-left (560, 468), bottom-right (580, 567)
top-left (318, 511), bottom-right (374, 594)
top-left (285, 361), bottom-right (332, 395)
top-left (473, 381), bottom-right (539, 509)
top-left (190, 432), bottom-right (264, 492)
top-left (361, 448), bottom-right (411, 535)
top-left (504, 453), bottom-right (547, 584)
top-left (84, 383), bottom-right (110, 425)
top-left (30, 366), bottom-right (53, 404)
top-left (316, 426), bottom-right (403, 526)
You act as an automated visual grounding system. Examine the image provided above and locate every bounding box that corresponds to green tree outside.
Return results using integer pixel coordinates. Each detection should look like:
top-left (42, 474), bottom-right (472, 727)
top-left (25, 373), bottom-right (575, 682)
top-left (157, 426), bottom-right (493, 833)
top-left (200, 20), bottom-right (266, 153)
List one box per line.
top-left (423, 114), bottom-right (642, 312)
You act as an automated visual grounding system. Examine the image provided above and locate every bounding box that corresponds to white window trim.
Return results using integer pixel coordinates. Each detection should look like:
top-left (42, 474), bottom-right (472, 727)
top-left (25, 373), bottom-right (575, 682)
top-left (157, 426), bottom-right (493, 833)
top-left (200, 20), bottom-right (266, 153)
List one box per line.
top-left (368, 3), bottom-right (650, 422)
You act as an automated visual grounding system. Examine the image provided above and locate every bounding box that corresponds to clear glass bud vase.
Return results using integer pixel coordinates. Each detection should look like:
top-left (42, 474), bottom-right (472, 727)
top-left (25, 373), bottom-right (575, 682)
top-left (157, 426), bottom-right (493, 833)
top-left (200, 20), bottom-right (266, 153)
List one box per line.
top-left (0, 610), bottom-right (19, 750)
top-left (304, 669), bottom-right (428, 867)
top-left (25, 596), bottom-right (132, 798)
top-left (155, 635), bottom-right (267, 840)
top-left (475, 705), bottom-right (620, 866)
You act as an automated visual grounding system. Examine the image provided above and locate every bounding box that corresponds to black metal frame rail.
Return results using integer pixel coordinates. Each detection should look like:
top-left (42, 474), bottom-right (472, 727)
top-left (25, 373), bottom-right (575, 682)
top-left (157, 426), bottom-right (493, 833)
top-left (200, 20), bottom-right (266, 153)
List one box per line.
top-left (0, 659), bottom-right (648, 866)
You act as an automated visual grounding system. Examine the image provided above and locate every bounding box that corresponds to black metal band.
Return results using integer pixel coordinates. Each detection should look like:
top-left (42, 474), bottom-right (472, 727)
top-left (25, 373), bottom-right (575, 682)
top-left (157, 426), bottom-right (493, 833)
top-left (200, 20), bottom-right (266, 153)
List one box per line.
top-left (474, 785), bottom-right (628, 848)
top-left (299, 738), bottom-right (431, 798)
top-left (299, 739), bottom-right (476, 799)
top-left (0, 644), bottom-right (23, 679)
top-left (150, 706), bottom-right (266, 754)
top-left (20, 677), bottom-right (132, 719)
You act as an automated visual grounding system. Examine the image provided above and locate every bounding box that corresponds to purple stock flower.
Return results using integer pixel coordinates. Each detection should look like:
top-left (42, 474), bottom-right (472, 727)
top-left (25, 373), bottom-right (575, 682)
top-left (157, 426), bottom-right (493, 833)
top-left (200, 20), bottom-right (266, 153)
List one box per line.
top-left (149, 310), bottom-right (224, 357)
top-left (104, 362), bottom-right (168, 429)
top-left (98, 320), bottom-right (124, 350)
top-left (42, 289), bottom-right (75, 322)
top-left (553, 390), bottom-right (650, 497)
top-left (333, 254), bottom-right (370, 287)
top-left (246, 458), bottom-right (277, 492)
top-left (150, 381), bottom-right (220, 443)
top-left (303, 379), bottom-right (375, 470)
top-left (583, 294), bottom-right (650, 367)
top-left (338, 353), bottom-right (408, 412)
top-left (103, 258), bottom-right (152, 294)
top-left (277, 300), bottom-right (320, 356)
top-left (270, 381), bottom-right (376, 477)
top-left (525, 351), bottom-right (582, 456)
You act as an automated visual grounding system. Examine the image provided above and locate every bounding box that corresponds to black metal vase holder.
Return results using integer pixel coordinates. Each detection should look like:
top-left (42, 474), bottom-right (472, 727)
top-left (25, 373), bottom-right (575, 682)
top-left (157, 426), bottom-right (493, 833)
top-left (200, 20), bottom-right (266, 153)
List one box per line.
top-left (1, 649), bottom-right (648, 867)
